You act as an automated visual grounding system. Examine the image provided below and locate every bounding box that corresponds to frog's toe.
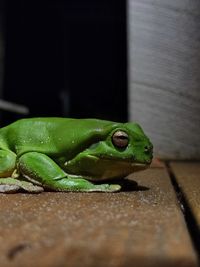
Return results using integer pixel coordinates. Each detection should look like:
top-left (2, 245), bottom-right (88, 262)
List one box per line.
top-left (0, 184), bottom-right (21, 193)
top-left (106, 184), bottom-right (121, 192)
top-left (93, 183), bottom-right (121, 192)
top-left (0, 178), bottom-right (44, 193)
top-left (19, 181), bottom-right (44, 193)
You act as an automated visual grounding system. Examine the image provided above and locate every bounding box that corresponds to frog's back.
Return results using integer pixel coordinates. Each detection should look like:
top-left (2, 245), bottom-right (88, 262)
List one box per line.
top-left (0, 118), bottom-right (70, 152)
top-left (0, 118), bottom-right (121, 156)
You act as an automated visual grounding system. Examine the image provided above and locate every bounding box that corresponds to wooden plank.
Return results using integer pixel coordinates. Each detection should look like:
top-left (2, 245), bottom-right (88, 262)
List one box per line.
top-left (170, 162), bottom-right (200, 227)
top-left (127, 0), bottom-right (200, 160)
top-left (0, 168), bottom-right (198, 267)
top-left (150, 158), bottom-right (166, 168)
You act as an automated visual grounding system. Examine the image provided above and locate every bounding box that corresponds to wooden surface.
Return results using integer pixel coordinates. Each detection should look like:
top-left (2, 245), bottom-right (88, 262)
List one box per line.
top-left (0, 165), bottom-right (199, 267)
top-left (170, 162), bottom-right (200, 228)
top-left (127, 0), bottom-right (200, 159)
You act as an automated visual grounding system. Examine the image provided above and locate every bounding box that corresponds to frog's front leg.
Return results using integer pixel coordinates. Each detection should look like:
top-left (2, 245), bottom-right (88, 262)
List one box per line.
top-left (0, 149), bottom-right (18, 192)
top-left (0, 149), bottom-right (16, 177)
top-left (18, 152), bottom-right (121, 192)
top-left (0, 149), bottom-right (43, 193)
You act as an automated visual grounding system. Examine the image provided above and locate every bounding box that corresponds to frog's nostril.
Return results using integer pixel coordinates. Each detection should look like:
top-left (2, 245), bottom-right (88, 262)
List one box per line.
top-left (144, 145), bottom-right (153, 154)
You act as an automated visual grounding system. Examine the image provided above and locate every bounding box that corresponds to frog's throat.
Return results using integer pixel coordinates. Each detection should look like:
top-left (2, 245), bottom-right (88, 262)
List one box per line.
top-left (64, 155), bottom-right (150, 181)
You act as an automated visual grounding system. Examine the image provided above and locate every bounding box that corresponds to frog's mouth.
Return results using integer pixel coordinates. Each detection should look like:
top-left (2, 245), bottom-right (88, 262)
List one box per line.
top-left (93, 155), bottom-right (151, 168)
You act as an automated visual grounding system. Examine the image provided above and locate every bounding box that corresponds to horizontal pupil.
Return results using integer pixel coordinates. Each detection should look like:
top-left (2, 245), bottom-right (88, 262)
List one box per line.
top-left (116, 136), bottom-right (128, 140)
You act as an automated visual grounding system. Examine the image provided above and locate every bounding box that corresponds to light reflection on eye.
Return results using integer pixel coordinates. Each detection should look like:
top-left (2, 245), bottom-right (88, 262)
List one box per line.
top-left (112, 130), bottom-right (129, 148)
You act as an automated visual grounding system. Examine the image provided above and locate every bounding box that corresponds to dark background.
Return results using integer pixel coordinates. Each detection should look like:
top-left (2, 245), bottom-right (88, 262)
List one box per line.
top-left (2, 0), bottom-right (127, 125)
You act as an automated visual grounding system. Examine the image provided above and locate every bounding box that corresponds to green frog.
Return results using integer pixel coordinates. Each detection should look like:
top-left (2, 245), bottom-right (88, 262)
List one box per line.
top-left (0, 118), bottom-right (153, 193)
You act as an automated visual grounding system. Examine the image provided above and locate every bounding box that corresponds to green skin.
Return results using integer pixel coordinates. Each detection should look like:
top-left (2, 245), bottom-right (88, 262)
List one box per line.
top-left (0, 118), bottom-right (153, 193)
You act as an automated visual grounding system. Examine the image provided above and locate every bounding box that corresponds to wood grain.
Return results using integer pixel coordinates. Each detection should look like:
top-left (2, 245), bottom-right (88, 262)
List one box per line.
top-left (170, 162), bottom-right (200, 227)
top-left (127, 0), bottom-right (200, 159)
top-left (0, 168), bottom-right (197, 267)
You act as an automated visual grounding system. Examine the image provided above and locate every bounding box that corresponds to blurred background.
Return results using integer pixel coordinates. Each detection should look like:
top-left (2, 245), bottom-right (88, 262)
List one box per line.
top-left (0, 0), bottom-right (127, 124)
top-left (0, 0), bottom-right (200, 159)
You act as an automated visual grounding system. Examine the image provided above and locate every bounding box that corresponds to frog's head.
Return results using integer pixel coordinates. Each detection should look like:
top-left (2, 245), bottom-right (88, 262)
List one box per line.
top-left (65, 122), bottom-right (153, 180)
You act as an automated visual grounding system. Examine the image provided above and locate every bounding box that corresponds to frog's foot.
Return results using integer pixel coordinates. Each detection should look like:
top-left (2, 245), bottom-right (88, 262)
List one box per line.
top-left (92, 183), bottom-right (121, 192)
top-left (47, 177), bottom-right (121, 192)
top-left (0, 178), bottom-right (44, 193)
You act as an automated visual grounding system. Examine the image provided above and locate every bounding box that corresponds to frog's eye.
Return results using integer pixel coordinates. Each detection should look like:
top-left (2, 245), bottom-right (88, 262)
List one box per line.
top-left (112, 131), bottom-right (129, 148)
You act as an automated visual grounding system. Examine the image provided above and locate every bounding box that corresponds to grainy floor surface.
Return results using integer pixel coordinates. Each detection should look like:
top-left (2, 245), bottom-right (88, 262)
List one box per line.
top-left (0, 162), bottom-right (199, 267)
